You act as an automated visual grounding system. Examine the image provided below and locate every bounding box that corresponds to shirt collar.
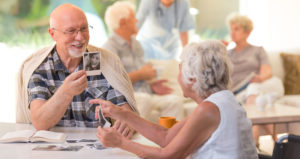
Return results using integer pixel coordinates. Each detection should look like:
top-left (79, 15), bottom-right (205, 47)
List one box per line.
top-left (112, 33), bottom-right (137, 47)
top-left (52, 45), bottom-right (84, 73)
top-left (112, 33), bottom-right (128, 47)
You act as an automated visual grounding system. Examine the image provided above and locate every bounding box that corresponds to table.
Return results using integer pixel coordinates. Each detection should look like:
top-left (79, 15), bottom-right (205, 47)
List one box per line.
top-left (245, 103), bottom-right (300, 125)
top-left (0, 122), bottom-right (157, 159)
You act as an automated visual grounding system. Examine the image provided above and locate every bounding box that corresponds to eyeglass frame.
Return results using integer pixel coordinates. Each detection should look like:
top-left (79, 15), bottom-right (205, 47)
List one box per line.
top-left (51, 25), bottom-right (93, 37)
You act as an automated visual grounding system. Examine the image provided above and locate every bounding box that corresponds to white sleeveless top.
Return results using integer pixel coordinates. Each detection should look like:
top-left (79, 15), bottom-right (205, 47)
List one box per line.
top-left (191, 90), bottom-right (258, 159)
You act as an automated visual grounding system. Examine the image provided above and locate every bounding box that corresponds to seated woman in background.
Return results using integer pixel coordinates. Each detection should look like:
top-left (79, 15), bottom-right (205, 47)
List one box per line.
top-left (90, 40), bottom-right (258, 159)
top-left (225, 13), bottom-right (284, 148)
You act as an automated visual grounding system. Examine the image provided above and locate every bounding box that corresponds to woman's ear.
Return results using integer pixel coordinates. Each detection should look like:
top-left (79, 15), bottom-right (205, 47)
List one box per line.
top-left (188, 78), bottom-right (196, 86)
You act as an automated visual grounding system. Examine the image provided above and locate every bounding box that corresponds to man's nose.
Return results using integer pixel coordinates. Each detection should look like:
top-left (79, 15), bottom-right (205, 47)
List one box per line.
top-left (74, 30), bottom-right (85, 40)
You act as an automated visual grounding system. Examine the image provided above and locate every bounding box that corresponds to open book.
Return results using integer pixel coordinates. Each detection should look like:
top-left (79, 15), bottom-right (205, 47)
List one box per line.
top-left (0, 130), bottom-right (66, 143)
top-left (232, 72), bottom-right (256, 94)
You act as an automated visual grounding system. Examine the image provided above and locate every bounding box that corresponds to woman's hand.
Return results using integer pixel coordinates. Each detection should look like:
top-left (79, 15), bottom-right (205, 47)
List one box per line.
top-left (89, 98), bottom-right (122, 120)
top-left (250, 75), bottom-right (264, 83)
top-left (90, 99), bottom-right (134, 139)
top-left (97, 126), bottom-right (125, 148)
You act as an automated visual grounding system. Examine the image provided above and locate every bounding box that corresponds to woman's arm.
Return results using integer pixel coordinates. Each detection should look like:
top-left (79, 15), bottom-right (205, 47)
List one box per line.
top-left (180, 32), bottom-right (188, 46)
top-left (259, 64), bottom-right (272, 80)
top-left (96, 100), bottom-right (220, 159)
top-left (136, 0), bottom-right (150, 29)
top-left (251, 64), bottom-right (272, 83)
top-left (90, 99), bottom-right (185, 147)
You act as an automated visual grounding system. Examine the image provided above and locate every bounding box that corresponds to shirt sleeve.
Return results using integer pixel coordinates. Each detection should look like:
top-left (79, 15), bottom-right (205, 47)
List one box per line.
top-left (257, 47), bottom-right (270, 65)
top-left (106, 86), bottom-right (128, 107)
top-left (136, 0), bottom-right (151, 29)
top-left (178, 0), bottom-right (195, 32)
top-left (27, 71), bottom-right (51, 108)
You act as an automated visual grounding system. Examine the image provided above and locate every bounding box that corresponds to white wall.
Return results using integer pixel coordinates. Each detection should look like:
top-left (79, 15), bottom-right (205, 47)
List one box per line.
top-left (0, 44), bottom-right (34, 123)
top-left (240, 0), bottom-right (300, 51)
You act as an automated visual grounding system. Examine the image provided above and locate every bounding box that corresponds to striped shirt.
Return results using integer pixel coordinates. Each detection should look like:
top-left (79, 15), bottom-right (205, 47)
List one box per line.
top-left (27, 47), bottom-right (127, 127)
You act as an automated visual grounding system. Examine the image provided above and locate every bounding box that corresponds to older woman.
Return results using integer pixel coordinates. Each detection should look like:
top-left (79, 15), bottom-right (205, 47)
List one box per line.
top-left (226, 13), bottom-right (284, 148)
top-left (90, 40), bottom-right (258, 159)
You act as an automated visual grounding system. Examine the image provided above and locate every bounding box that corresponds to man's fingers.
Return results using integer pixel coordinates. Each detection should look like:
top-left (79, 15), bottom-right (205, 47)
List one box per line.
top-left (69, 70), bottom-right (86, 80)
top-left (73, 73), bottom-right (88, 86)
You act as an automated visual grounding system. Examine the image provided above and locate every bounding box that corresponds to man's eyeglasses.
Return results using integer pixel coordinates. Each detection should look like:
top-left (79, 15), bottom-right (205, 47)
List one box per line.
top-left (52, 25), bottom-right (93, 37)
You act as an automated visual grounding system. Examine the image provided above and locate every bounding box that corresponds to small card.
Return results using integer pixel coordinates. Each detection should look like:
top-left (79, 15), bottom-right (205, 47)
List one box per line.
top-left (66, 139), bottom-right (97, 143)
top-left (98, 105), bottom-right (111, 128)
top-left (33, 145), bottom-right (83, 151)
top-left (83, 52), bottom-right (101, 76)
top-left (86, 143), bottom-right (107, 150)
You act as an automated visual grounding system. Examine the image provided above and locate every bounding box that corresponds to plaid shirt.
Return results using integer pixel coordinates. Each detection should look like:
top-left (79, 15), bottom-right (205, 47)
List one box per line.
top-left (28, 47), bottom-right (127, 127)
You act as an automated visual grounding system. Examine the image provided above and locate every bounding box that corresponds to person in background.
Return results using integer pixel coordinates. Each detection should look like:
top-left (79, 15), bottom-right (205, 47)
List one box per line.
top-left (91, 40), bottom-right (258, 159)
top-left (136, 0), bottom-right (194, 60)
top-left (102, 1), bottom-right (184, 122)
top-left (224, 13), bottom-right (284, 149)
top-left (18, 4), bottom-right (137, 139)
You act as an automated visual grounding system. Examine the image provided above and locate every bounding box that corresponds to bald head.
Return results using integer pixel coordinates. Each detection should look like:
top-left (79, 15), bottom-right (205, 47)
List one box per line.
top-left (50, 4), bottom-right (87, 29)
top-left (48, 4), bottom-right (90, 59)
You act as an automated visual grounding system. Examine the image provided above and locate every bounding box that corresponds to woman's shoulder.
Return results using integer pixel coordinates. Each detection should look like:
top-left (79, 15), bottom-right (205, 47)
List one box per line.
top-left (193, 101), bottom-right (220, 123)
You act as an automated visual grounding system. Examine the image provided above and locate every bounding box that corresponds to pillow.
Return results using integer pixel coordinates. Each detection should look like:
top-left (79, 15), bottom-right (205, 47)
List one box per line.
top-left (280, 53), bottom-right (300, 94)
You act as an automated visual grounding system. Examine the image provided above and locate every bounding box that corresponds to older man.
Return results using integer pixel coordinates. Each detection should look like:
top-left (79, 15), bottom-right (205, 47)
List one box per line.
top-left (17, 4), bottom-right (136, 138)
top-left (102, 1), bottom-right (183, 122)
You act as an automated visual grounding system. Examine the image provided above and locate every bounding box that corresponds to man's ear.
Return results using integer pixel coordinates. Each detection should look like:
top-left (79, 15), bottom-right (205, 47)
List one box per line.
top-left (119, 18), bottom-right (126, 28)
top-left (48, 28), bottom-right (56, 41)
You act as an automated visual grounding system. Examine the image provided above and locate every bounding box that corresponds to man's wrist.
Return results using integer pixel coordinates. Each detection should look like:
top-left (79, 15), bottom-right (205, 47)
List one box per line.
top-left (57, 85), bottom-right (74, 100)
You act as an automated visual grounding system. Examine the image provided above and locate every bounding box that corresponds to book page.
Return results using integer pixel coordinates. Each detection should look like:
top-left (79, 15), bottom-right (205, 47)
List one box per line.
top-left (31, 130), bottom-right (66, 143)
top-left (0, 130), bottom-right (35, 142)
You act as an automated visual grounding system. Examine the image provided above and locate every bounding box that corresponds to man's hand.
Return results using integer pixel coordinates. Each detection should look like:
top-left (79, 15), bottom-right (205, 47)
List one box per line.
top-left (150, 79), bottom-right (173, 95)
top-left (61, 70), bottom-right (88, 97)
top-left (139, 64), bottom-right (156, 80)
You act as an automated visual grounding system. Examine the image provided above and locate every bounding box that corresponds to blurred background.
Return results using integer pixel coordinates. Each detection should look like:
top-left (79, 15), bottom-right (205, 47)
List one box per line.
top-left (0, 0), bottom-right (299, 123)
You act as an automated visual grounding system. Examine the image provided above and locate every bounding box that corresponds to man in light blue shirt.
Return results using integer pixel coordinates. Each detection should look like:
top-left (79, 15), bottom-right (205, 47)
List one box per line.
top-left (136, 0), bottom-right (194, 59)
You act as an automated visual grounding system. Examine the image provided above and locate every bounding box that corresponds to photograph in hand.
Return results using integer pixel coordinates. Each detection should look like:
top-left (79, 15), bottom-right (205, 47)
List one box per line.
top-left (83, 52), bottom-right (101, 76)
top-left (98, 105), bottom-right (111, 128)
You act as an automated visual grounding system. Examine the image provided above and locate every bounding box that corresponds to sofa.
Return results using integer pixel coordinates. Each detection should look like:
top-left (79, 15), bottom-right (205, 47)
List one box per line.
top-left (148, 48), bottom-right (300, 134)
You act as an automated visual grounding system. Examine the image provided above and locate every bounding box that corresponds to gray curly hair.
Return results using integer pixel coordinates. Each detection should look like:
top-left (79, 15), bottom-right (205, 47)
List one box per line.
top-left (180, 40), bottom-right (232, 98)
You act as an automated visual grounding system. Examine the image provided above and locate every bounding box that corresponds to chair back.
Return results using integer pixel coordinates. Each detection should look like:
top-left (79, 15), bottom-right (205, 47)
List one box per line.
top-left (272, 134), bottom-right (300, 159)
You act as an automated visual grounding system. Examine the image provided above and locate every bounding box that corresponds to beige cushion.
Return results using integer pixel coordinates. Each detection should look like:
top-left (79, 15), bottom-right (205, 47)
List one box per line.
top-left (280, 53), bottom-right (300, 95)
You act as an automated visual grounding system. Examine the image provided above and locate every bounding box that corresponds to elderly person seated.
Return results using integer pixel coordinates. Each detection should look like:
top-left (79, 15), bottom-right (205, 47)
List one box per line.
top-left (16, 4), bottom-right (136, 139)
top-left (90, 40), bottom-right (258, 159)
top-left (102, 1), bottom-right (184, 122)
top-left (224, 13), bottom-right (284, 148)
